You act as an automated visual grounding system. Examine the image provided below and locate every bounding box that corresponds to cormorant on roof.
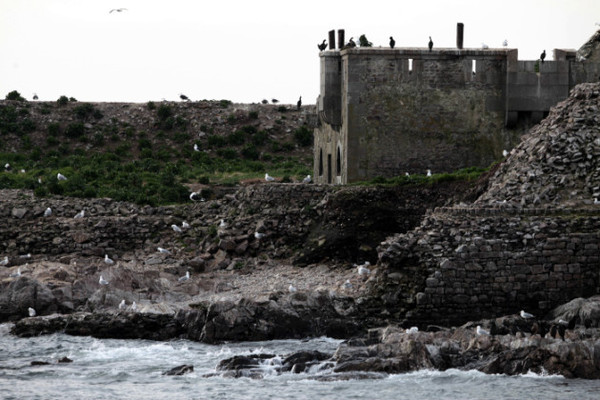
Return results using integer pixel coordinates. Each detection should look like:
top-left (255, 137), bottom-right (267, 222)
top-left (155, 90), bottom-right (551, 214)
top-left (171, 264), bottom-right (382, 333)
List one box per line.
top-left (389, 36), bottom-right (395, 49)
top-left (179, 94), bottom-right (190, 101)
top-left (540, 49), bottom-right (546, 63)
top-left (297, 96), bottom-right (302, 110)
top-left (428, 36), bottom-right (433, 52)
top-left (348, 37), bottom-right (356, 48)
top-left (32, 93), bottom-right (38, 100)
top-left (318, 40), bottom-right (327, 51)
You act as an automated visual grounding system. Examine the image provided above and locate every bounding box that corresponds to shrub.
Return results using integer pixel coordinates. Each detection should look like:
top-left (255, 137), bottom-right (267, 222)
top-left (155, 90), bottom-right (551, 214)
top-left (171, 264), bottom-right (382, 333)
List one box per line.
top-left (74, 103), bottom-right (96, 119)
top-left (147, 101), bottom-right (156, 110)
top-left (241, 144), bottom-right (259, 160)
top-left (216, 148), bottom-right (237, 159)
top-left (277, 106), bottom-right (288, 113)
top-left (69, 97), bottom-right (78, 102)
top-left (157, 104), bottom-right (173, 120)
top-left (252, 130), bottom-right (269, 146)
top-left (294, 126), bottom-right (313, 147)
top-left (65, 122), bottom-right (85, 139)
top-left (219, 99), bottom-right (232, 108)
top-left (359, 34), bottom-right (373, 47)
top-left (241, 125), bottom-right (257, 135)
top-left (207, 135), bottom-right (227, 148)
top-left (47, 123), bottom-right (61, 136)
top-left (248, 111), bottom-right (259, 119)
top-left (57, 96), bottom-right (69, 106)
top-left (5, 90), bottom-right (25, 101)
top-left (227, 130), bottom-right (246, 145)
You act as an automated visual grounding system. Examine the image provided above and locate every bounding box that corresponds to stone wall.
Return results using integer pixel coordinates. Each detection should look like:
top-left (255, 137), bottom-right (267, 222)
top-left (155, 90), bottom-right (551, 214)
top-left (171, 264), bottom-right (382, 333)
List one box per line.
top-left (376, 206), bottom-right (600, 327)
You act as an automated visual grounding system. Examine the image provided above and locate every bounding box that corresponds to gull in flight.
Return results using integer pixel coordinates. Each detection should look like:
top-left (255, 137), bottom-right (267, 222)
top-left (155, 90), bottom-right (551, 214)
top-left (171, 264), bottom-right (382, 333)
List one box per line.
top-left (109, 8), bottom-right (128, 13)
top-left (178, 271), bottom-right (190, 282)
top-left (104, 254), bottom-right (114, 265)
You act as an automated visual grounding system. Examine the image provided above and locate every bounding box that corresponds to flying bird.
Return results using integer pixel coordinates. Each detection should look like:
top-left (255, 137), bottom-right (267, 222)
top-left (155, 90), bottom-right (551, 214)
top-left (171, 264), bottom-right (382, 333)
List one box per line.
top-left (57, 173), bottom-right (67, 181)
top-left (28, 307), bottom-right (36, 317)
top-left (178, 271), bottom-right (190, 282)
top-left (389, 36), bottom-right (395, 49)
top-left (44, 207), bottom-right (52, 217)
top-left (520, 310), bottom-right (534, 319)
top-left (104, 254), bottom-right (114, 265)
top-left (317, 40), bottom-right (327, 51)
top-left (302, 175), bottom-right (311, 183)
top-left (428, 36), bottom-right (433, 51)
top-left (99, 275), bottom-right (109, 285)
top-left (265, 173), bottom-right (275, 182)
top-left (540, 50), bottom-right (546, 63)
top-left (109, 8), bottom-right (127, 13)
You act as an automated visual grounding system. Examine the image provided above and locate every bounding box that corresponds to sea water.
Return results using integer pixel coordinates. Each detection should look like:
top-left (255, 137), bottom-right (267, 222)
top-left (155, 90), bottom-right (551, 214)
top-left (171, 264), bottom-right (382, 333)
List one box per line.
top-left (1, 323), bottom-right (599, 400)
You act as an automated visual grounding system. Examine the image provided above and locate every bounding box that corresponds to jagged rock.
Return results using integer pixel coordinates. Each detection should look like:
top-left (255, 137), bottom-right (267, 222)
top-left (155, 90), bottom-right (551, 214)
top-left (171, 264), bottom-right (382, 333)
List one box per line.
top-left (162, 364), bottom-right (194, 376)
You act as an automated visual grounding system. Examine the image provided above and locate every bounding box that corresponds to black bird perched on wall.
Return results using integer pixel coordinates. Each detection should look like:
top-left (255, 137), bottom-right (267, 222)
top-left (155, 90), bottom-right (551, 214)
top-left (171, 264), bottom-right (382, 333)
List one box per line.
top-left (318, 40), bottom-right (327, 51)
top-left (271, 98), bottom-right (279, 104)
top-left (540, 50), bottom-right (546, 63)
top-left (297, 96), bottom-right (302, 110)
top-left (32, 93), bottom-right (38, 100)
top-left (389, 36), bottom-right (395, 49)
top-left (179, 94), bottom-right (190, 102)
top-left (347, 37), bottom-right (356, 48)
top-left (428, 36), bottom-right (433, 51)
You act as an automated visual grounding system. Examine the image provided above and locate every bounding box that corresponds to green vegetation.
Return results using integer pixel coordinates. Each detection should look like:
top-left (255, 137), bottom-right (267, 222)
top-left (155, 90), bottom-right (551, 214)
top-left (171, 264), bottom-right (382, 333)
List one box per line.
top-left (352, 166), bottom-right (488, 187)
top-left (358, 35), bottom-right (373, 47)
top-left (5, 90), bottom-right (25, 102)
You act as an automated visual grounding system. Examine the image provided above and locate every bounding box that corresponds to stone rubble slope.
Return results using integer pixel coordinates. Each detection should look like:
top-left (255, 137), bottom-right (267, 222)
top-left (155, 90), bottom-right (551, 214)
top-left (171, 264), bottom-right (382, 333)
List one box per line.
top-left (476, 82), bottom-right (600, 207)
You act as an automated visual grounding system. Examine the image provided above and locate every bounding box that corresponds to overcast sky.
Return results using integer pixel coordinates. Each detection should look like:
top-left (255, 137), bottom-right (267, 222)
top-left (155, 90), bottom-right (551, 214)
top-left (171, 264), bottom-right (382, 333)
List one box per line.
top-left (1, 0), bottom-right (598, 104)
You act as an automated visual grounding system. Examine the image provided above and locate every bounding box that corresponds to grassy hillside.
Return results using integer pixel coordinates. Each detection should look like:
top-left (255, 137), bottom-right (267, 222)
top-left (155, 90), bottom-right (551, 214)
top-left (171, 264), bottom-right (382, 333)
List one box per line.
top-left (0, 92), bottom-right (315, 205)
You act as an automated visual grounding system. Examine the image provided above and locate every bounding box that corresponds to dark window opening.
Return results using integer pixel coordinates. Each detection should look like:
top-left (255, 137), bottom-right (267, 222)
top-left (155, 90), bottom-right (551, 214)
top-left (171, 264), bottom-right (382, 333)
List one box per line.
top-left (319, 149), bottom-right (323, 176)
top-left (327, 153), bottom-right (332, 184)
top-left (336, 147), bottom-right (341, 175)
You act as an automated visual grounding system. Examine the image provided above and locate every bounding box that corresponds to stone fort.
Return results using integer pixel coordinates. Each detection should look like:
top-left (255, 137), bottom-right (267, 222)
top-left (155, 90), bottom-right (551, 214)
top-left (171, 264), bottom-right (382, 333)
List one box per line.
top-left (313, 24), bottom-right (600, 184)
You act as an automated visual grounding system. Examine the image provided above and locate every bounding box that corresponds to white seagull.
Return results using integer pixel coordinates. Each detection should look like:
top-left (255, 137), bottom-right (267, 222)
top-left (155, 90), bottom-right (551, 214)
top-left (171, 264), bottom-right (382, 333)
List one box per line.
top-left (9, 268), bottom-right (21, 278)
top-left (502, 149), bottom-right (509, 157)
top-left (193, 144), bottom-right (200, 152)
top-left (178, 271), bottom-right (190, 282)
top-left (181, 221), bottom-right (190, 229)
top-left (302, 175), bottom-right (311, 183)
top-left (481, 42), bottom-right (489, 49)
top-left (0, 256), bottom-right (8, 266)
top-left (44, 207), bottom-right (52, 217)
top-left (594, 198), bottom-right (600, 204)
top-left (219, 219), bottom-right (227, 228)
top-left (520, 310), bottom-right (534, 319)
top-left (189, 192), bottom-right (204, 202)
top-left (104, 254), bottom-right (114, 265)
top-left (357, 262), bottom-right (371, 276)
top-left (288, 284), bottom-right (297, 293)
top-left (118, 299), bottom-right (126, 310)
top-left (426, 169), bottom-right (432, 177)
top-left (476, 325), bottom-right (490, 336)
top-left (157, 247), bottom-right (171, 254)
top-left (502, 39), bottom-right (508, 47)
top-left (28, 307), bottom-right (36, 317)
top-left (172, 224), bottom-right (182, 233)
top-left (99, 275), bottom-right (109, 285)
top-left (4, 163), bottom-right (10, 171)
top-left (131, 301), bottom-right (137, 311)
top-left (343, 279), bottom-right (353, 289)
top-left (57, 173), bottom-right (67, 181)
top-left (406, 326), bottom-right (419, 334)
top-left (265, 173), bottom-right (275, 182)
top-left (74, 210), bottom-right (85, 219)
top-left (254, 232), bottom-right (265, 239)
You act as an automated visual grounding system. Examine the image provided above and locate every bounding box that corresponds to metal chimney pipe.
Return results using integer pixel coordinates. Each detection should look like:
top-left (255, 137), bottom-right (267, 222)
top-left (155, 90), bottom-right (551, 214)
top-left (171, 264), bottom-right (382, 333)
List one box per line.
top-left (457, 23), bottom-right (464, 49)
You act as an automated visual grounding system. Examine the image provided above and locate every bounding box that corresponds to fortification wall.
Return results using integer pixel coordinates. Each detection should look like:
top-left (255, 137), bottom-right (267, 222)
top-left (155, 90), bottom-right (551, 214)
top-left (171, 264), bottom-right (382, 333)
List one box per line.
top-left (377, 207), bottom-right (600, 326)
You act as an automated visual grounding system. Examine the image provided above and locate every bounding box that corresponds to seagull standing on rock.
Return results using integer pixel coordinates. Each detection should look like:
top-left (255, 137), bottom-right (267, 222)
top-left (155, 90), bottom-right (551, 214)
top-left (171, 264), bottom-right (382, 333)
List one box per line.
top-left (302, 175), bottom-right (311, 183)
top-left (265, 173), bottom-right (275, 182)
top-left (182, 221), bottom-right (190, 229)
top-left (131, 301), bottom-right (137, 312)
top-left (9, 268), bottom-right (21, 278)
top-left (254, 232), bottom-right (265, 240)
top-left (0, 256), bottom-right (8, 266)
top-left (28, 307), bottom-right (36, 317)
top-left (288, 284), bottom-right (297, 293)
top-left (74, 210), bottom-right (85, 219)
top-left (476, 325), bottom-right (490, 336)
top-left (57, 173), bottom-right (67, 181)
top-left (99, 275), bottom-right (109, 285)
top-left (357, 262), bottom-right (371, 277)
top-left (189, 192), bottom-right (204, 202)
top-left (104, 254), bottom-right (114, 265)
top-left (520, 310), bottom-right (534, 319)
top-left (178, 271), bottom-right (190, 282)
top-left (172, 224), bottom-right (182, 233)
top-left (44, 207), bottom-right (52, 217)
top-left (157, 247), bottom-right (171, 254)
top-left (118, 299), bottom-right (126, 310)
